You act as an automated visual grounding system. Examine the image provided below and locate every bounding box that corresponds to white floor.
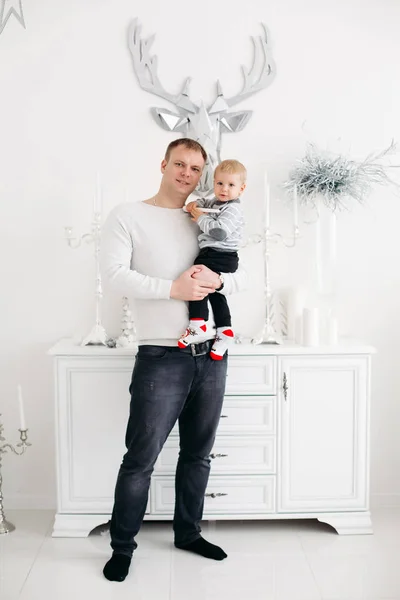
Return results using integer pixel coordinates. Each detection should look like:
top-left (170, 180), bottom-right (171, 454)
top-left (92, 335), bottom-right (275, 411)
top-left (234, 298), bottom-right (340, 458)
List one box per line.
top-left (1, 509), bottom-right (400, 600)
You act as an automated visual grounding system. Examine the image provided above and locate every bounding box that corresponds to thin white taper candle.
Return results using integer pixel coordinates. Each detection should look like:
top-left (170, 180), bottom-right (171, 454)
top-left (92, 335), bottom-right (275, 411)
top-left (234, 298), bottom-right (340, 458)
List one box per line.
top-left (94, 171), bottom-right (102, 215)
top-left (17, 384), bottom-right (26, 430)
top-left (264, 172), bottom-right (270, 230)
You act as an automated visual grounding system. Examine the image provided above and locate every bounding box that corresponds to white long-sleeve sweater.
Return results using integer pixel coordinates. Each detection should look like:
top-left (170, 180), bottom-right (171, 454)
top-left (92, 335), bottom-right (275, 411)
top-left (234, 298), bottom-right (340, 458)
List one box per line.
top-left (100, 201), bottom-right (247, 346)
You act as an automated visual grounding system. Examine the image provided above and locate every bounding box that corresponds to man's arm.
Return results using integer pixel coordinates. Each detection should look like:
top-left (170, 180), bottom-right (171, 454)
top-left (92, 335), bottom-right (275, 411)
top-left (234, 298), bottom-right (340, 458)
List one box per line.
top-left (193, 263), bottom-right (248, 296)
top-left (100, 206), bottom-right (172, 300)
top-left (101, 205), bottom-right (216, 301)
top-left (218, 265), bottom-right (248, 296)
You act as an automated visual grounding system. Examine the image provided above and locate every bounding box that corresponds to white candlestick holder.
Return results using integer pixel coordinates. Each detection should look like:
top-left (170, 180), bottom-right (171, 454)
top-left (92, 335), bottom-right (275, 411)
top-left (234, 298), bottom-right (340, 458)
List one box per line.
top-left (64, 212), bottom-right (108, 346)
top-left (251, 224), bottom-right (300, 345)
top-left (0, 416), bottom-right (31, 534)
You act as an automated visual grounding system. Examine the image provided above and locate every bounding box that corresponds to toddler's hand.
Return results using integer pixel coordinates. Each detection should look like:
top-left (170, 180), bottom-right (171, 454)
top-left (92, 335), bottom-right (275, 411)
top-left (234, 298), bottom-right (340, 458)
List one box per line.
top-left (186, 201), bottom-right (198, 214)
top-left (190, 206), bottom-right (204, 222)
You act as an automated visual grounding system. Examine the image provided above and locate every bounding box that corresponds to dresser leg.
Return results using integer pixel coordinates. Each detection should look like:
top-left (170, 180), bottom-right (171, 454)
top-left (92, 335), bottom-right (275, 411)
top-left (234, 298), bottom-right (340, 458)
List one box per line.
top-left (52, 513), bottom-right (111, 537)
top-left (317, 511), bottom-right (373, 535)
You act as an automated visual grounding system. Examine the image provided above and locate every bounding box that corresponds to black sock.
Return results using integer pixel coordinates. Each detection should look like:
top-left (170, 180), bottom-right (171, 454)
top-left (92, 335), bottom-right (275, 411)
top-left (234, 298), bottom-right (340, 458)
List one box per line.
top-left (175, 536), bottom-right (227, 560)
top-left (103, 554), bottom-right (131, 582)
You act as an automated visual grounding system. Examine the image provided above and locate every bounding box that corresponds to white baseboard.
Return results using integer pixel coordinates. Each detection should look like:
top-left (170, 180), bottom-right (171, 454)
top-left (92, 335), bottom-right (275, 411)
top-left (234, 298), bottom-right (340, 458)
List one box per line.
top-left (6, 495), bottom-right (56, 510)
top-left (370, 493), bottom-right (400, 508)
top-left (6, 493), bottom-right (400, 511)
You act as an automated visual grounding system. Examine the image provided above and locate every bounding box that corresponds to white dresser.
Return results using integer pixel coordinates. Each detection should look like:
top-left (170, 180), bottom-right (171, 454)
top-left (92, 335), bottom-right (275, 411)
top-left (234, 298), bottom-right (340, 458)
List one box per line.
top-left (49, 339), bottom-right (374, 537)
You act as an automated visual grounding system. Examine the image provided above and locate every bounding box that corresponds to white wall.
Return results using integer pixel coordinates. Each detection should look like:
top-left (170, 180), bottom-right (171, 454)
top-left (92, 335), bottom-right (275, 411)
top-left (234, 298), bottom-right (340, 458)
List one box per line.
top-left (1, 0), bottom-right (399, 508)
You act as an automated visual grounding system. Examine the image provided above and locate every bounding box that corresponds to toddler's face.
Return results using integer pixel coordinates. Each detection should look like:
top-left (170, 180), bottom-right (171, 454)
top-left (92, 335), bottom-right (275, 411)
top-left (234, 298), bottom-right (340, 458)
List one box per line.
top-left (214, 171), bottom-right (246, 202)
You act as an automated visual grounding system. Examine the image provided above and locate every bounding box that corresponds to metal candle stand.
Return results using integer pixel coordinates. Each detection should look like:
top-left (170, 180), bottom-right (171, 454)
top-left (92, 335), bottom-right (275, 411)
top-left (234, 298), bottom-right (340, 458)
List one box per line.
top-left (251, 224), bottom-right (300, 345)
top-left (64, 212), bottom-right (108, 346)
top-left (0, 417), bottom-right (31, 534)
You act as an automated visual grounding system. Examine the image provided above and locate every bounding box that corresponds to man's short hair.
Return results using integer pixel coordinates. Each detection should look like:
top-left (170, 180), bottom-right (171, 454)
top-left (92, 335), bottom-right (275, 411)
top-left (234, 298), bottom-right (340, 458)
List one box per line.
top-left (215, 159), bottom-right (247, 184)
top-left (164, 138), bottom-right (207, 163)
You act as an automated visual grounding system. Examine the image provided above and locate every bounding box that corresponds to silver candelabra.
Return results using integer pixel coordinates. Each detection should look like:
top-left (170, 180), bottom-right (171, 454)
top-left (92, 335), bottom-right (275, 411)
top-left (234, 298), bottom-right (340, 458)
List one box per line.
top-left (251, 224), bottom-right (300, 345)
top-left (0, 416), bottom-right (31, 534)
top-left (64, 212), bottom-right (108, 346)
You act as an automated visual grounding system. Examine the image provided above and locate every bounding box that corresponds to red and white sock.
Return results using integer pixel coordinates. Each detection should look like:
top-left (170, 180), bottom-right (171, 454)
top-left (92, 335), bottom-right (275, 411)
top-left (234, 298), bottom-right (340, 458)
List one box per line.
top-left (178, 319), bottom-right (209, 348)
top-left (210, 327), bottom-right (235, 360)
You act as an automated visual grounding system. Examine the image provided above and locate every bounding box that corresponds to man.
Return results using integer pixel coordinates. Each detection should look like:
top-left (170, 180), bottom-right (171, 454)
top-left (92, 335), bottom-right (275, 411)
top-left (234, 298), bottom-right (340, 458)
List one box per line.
top-left (100, 138), bottom-right (247, 582)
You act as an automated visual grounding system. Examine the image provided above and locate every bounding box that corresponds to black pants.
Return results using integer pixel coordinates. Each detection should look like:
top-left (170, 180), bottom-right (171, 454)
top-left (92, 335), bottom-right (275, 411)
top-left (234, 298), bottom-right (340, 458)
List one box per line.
top-left (109, 341), bottom-right (228, 557)
top-left (190, 247), bottom-right (239, 327)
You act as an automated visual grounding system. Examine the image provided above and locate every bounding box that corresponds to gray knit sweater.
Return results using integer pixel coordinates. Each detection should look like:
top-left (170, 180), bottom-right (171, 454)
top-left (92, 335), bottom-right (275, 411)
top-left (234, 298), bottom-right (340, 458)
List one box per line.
top-left (196, 197), bottom-right (244, 252)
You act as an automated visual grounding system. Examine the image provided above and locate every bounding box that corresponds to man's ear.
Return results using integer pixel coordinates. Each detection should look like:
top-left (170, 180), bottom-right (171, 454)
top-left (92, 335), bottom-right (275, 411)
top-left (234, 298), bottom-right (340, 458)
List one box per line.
top-left (161, 159), bottom-right (167, 173)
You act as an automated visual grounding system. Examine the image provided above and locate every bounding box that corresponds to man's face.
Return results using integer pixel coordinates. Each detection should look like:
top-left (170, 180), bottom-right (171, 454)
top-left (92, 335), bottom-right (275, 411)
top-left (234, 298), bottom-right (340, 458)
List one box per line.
top-left (161, 147), bottom-right (205, 197)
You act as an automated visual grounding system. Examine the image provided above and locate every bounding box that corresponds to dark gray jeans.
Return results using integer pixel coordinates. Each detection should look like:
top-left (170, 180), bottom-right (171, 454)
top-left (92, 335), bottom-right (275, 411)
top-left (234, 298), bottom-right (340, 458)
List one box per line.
top-left (109, 341), bottom-right (228, 557)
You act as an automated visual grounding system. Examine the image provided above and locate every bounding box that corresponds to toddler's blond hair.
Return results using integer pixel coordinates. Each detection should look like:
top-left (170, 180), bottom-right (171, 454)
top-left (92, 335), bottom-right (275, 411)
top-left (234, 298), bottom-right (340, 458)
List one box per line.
top-left (215, 159), bottom-right (247, 184)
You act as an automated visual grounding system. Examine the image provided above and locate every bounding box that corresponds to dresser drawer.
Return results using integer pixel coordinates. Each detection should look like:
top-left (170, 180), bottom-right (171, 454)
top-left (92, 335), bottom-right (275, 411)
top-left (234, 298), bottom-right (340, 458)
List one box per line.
top-left (170, 396), bottom-right (276, 436)
top-left (226, 356), bottom-right (276, 395)
top-left (218, 396), bottom-right (276, 434)
top-left (152, 476), bottom-right (276, 514)
top-left (155, 437), bottom-right (276, 475)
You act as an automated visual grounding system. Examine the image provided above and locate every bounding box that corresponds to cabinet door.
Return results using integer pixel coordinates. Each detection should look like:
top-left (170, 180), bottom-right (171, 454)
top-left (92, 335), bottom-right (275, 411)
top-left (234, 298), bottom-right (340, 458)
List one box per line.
top-left (278, 356), bottom-right (370, 512)
top-left (56, 357), bottom-right (134, 512)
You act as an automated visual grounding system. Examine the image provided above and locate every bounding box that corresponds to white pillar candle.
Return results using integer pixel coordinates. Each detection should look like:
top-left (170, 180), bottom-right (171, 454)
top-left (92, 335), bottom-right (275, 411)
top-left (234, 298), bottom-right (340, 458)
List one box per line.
top-left (295, 315), bottom-right (303, 345)
top-left (17, 384), bottom-right (26, 430)
top-left (287, 287), bottom-right (306, 341)
top-left (264, 172), bottom-right (270, 231)
top-left (293, 184), bottom-right (298, 228)
top-left (303, 307), bottom-right (319, 346)
top-left (327, 315), bottom-right (338, 345)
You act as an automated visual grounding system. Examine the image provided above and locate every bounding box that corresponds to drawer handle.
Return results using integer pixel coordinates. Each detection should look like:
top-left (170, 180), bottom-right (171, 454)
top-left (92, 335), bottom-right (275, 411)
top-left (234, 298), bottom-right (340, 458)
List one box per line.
top-left (283, 372), bottom-right (288, 402)
top-left (220, 414), bottom-right (228, 419)
top-left (205, 492), bottom-right (228, 499)
top-left (209, 453), bottom-right (228, 459)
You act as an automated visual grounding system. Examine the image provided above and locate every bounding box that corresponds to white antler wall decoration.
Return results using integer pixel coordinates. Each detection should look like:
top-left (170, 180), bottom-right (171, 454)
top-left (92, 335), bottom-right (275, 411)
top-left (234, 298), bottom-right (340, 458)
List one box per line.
top-left (128, 19), bottom-right (276, 196)
top-left (0, 0), bottom-right (25, 35)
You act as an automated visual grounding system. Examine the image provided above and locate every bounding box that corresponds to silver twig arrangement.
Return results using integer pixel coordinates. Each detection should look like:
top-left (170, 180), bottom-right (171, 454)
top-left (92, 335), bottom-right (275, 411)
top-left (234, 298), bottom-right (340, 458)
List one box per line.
top-left (64, 210), bottom-right (107, 346)
top-left (284, 140), bottom-right (399, 213)
top-left (0, 416), bottom-right (31, 534)
top-left (283, 141), bottom-right (399, 295)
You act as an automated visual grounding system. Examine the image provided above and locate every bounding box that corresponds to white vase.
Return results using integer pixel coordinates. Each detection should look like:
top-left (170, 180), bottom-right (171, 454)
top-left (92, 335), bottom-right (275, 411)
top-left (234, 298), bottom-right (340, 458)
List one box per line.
top-left (315, 198), bottom-right (337, 296)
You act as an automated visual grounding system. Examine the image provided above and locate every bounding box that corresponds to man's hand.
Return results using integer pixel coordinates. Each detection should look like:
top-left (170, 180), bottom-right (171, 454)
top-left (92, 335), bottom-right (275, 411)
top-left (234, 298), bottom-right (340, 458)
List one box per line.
top-left (191, 264), bottom-right (220, 289)
top-left (170, 266), bottom-right (216, 301)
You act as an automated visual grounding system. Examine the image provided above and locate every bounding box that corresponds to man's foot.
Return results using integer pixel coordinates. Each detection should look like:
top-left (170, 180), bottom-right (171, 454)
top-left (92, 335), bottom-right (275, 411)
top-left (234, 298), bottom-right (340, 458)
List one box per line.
top-left (103, 554), bottom-right (131, 582)
top-left (178, 319), bottom-right (209, 348)
top-left (175, 536), bottom-right (227, 560)
top-left (210, 327), bottom-right (234, 360)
